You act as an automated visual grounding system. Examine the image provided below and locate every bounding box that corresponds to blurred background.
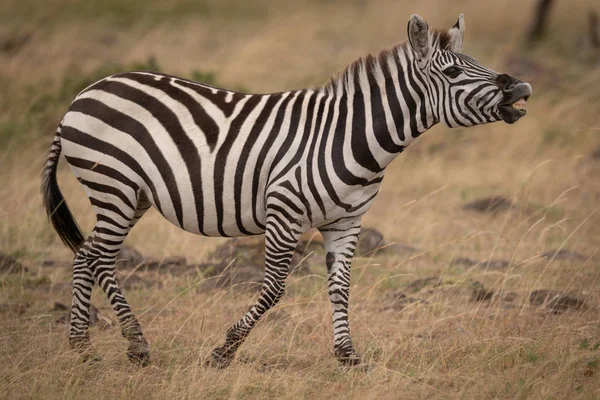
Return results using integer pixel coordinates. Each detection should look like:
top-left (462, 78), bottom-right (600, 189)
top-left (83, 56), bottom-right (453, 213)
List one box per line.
top-left (1, 0), bottom-right (598, 261)
top-left (0, 1), bottom-right (599, 398)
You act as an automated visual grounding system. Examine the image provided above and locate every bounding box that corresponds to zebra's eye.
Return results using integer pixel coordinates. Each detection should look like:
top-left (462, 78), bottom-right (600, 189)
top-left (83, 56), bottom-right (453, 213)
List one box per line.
top-left (442, 66), bottom-right (462, 78)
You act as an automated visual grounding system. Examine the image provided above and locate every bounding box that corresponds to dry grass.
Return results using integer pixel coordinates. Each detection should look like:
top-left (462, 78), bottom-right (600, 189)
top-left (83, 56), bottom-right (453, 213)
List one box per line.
top-left (1, 0), bottom-right (600, 398)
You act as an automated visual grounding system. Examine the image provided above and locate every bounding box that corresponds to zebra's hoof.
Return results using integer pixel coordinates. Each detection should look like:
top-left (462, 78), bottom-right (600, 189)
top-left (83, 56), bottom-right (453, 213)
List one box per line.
top-left (208, 347), bottom-right (235, 369)
top-left (127, 349), bottom-right (150, 366)
top-left (335, 346), bottom-right (362, 367)
top-left (127, 342), bottom-right (150, 366)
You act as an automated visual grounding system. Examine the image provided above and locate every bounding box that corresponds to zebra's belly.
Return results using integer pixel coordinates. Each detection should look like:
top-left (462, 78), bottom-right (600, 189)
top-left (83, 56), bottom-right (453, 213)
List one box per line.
top-left (168, 193), bottom-right (267, 237)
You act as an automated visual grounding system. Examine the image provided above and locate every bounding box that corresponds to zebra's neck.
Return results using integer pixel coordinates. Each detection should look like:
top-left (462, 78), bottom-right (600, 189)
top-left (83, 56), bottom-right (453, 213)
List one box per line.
top-left (319, 43), bottom-right (437, 171)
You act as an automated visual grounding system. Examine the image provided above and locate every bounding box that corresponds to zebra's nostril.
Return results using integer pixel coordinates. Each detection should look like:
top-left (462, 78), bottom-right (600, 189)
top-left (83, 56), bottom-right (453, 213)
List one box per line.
top-left (495, 73), bottom-right (517, 91)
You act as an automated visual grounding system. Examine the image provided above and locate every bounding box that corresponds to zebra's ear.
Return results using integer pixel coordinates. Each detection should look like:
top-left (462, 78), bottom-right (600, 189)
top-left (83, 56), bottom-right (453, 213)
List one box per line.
top-left (448, 14), bottom-right (465, 52)
top-left (407, 14), bottom-right (432, 62)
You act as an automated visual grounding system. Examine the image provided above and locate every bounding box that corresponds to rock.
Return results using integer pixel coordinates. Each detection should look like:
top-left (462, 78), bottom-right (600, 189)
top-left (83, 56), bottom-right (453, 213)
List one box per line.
top-left (453, 257), bottom-right (510, 270)
top-left (198, 240), bottom-right (266, 291)
top-left (454, 257), bottom-right (477, 267)
top-left (355, 227), bottom-right (417, 256)
top-left (405, 276), bottom-right (442, 293)
top-left (143, 256), bottom-right (188, 272)
top-left (497, 292), bottom-right (518, 303)
top-left (206, 237), bottom-right (316, 278)
top-left (0, 32), bottom-right (31, 55)
top-left (529, 290), bottom-right (587, 314)
top-left (464, 196), bottom-right (513, 213)
top-left (41, 259), bottom-right (70, 269)
top-left (357, 228), bottom-right (385, 255)
top-left (199, 261), bottom-right (263, 292)
top-left (116, 246), bottom-right (146, 269)
top-left (210, 238), bottom-right (263, 263)
top-left (53, 302), bottom-right (68, 311)
top-left (471, 286), bottom-right (494, 302)
top-left (380, 292), bottom-right (428, 311)
top-left (0, 252), bottom-right (27, 273)
top-left (540, 249), bottom-right (587, 261)
top-left (0, 303), bottom-right (30, 315)
top-left (116, 246), bottom-right (191, 274)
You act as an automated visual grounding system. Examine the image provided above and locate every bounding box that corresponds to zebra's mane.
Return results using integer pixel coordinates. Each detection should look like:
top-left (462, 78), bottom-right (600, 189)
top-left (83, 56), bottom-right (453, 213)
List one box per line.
top-left (321, 29), bottom-right (452, 95)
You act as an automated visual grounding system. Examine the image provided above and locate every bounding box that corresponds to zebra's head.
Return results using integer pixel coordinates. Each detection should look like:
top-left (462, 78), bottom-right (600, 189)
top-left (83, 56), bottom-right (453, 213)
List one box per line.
top-left (407, 14), bottom-right (532, 127)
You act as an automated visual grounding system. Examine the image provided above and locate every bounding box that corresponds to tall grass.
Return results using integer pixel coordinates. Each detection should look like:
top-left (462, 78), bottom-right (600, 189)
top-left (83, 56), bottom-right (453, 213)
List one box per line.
top-left (0, 0), bottom-right (599, 398)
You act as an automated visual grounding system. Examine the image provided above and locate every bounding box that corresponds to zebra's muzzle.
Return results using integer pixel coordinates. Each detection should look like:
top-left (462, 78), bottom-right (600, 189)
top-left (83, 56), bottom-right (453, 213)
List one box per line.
top-left (498, 82), bottom-right (532, 124)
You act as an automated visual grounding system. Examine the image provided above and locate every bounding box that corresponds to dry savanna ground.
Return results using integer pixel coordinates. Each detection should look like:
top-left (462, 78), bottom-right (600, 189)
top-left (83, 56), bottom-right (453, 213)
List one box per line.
top-left (1, 0), bottom-right (600, 398)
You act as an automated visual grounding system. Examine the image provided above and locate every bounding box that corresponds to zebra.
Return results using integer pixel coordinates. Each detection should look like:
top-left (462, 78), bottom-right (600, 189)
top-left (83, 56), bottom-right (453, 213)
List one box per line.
top-left (41, 14), bottom-right (531, 367)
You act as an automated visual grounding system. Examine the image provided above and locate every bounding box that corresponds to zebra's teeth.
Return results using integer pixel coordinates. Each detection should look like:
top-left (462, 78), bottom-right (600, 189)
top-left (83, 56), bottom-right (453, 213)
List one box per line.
top-left (511, 98), bottom-right (527, 110)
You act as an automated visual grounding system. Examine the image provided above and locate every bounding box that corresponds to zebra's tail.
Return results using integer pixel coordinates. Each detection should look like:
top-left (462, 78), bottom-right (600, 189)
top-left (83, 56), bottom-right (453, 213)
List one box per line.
top-left (41, 126), bottom-right (85, 253)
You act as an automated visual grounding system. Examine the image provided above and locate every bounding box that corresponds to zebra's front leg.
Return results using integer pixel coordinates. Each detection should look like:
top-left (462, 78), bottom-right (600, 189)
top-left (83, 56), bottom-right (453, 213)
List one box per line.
top-left (210, 210), bottom-right (303, 369)
top-left (320, 220), bottom-right (362, 366)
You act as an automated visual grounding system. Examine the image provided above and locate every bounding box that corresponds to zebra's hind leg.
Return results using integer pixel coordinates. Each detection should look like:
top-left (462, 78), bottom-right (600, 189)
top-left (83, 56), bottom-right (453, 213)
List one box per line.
top-left (69, 248), bottom-right (100, 362)
top-left (101, 197), bottom-right (151, 365)
top-left (209, 208), bottom-right (303, 369)
top-left (70, 193), bottom-right (151, 365)
top-left (319, 219), bottom-right (362, 366)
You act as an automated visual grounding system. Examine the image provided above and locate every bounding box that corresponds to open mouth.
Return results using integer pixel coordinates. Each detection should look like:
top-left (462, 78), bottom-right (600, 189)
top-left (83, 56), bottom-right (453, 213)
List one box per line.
top-left (498, 83), bottom-right (532, 124)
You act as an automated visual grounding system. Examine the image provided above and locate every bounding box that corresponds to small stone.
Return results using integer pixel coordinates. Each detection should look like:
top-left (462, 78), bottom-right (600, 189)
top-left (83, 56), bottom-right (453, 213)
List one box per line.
top-left (356, 228), bottom-right (385, 255)
top-left (380, 291), bottom-right (428, 311)
top-left (405, 276), bottom-right (442, 293)
top-left (0, 303), bottom-right (29, 315)
top-left (53, 302), bottom-right (68, 311)
top-left (540, 249), bottom-right (587, 261)
top-left (453, 257), bottom-right (510, 270)
top-left (0, 252), bottom-right (27, 273)
top-left (116, 246), bottom-right (146, 269)
top-left (453, 257), bottom-right (478, 267)
top-left (464, 196), bottom-right (513, 213)
top-left (471, 287), bottom-right (494, 302)
top-left (529, 290), bottom-right (587, 314)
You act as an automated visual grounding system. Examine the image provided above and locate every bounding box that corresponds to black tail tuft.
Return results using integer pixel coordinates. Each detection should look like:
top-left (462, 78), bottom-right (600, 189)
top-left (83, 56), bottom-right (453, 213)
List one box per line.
top-left (41, 130), bottom-right (85, 253)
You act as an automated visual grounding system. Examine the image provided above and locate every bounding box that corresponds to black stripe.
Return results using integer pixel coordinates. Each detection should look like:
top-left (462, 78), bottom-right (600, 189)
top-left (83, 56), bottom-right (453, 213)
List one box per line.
top-left (174, 79), bottom-right (245, 118)
top-left (394, 52), bottom-right (419, 137)
top-left (331, 94), bottom-right (383, 187)
top-left (383, 60), bottom-right (406, 142)
top-left (214, 95), bottom-right (262, 236)
top-left (351, 72), bottom-right (382, 173)
top-left (317, 97), bottom-right (353, 210)
top-left (268, 91), bottom-right (308, 184)
top-left (124, 73), bottom-right (220, 152)
top-left (77, 178), bottom-right (136, 210)
top-left (405, 58), bottom-right (428, 136)
top-left (233, 95), bottom-right (281, 235)
top-left (251, 94), bottom-right (295, 230)
top-left (305, 95), bottom-right (327, 219)
top-left (61, 125), bottom-right (163, 215)
top-left (65, 156), bottom-right (140, 195)
top-left (366, 68), bottom-right (404, 153)
top-left (92, 79), bottom-right (205, 233)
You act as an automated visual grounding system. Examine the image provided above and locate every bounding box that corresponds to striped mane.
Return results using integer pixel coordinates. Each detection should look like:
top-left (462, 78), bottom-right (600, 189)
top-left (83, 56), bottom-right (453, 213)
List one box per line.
top-left (321, 29), bottom-right (453, 94)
